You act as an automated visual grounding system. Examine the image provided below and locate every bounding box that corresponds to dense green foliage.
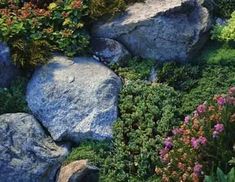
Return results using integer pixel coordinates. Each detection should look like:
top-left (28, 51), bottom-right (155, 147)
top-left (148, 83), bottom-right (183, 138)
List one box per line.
top-left (212, 11), bottom-right (235, 42)
top-left (157, 62), bottom-right (200, 91)
top-left (10, 38), bottom-right (51, 69)
top-left (197, 41), bottom-right (235, 65)
top-left (213, 0), bottom-right (235, 18)
top-left (111, 58), bottom-right (155, 81)
top-left (64, 140), bottom-right (112, 166)
top-left (103, 82), bottom-right (180, 181)
top-left (0, 0), bottom-right (89, 61)
top-left (181, 65), bottom-right (235, 114)
top-left (157, 42), bottom-right (235, 114)
top-left (0, 77), bottom-right (28, 114)
top-left (88, 0), bottom-right (144, 19)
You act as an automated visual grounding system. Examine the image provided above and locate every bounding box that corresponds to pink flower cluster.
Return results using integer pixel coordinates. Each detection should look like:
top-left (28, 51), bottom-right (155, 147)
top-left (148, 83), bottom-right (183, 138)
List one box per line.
top-left (213, 123), bottom-right (224, 138)
top-left (160, 137), bottom-right (173, 162)
top-left (191, 136), bottom-right (207, 149)
top-left (217, 96), bottom-right (226, 105)
top-left (197, 104), bottom-right (207, 114)
top-left (157, 86), bottom-right (235, 181)
top-left (193, 163), bottom-right (203, 176)
top-left (184, 115), bottom-right (190, 124)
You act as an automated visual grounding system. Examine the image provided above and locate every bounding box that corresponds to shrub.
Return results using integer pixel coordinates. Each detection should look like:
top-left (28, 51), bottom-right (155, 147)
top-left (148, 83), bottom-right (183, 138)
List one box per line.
top-left (212, 11), bottom-right (235, 42)
top-left (29, 0), bottom-right (54, 8)
top-left (157, 62), bottom-right (200, 92)
top-left (103, 82), bottom-right (181, 181)
top-left (0, 77), bottom-right (28, 114)
top-left (10, 38), bottom-right (51, 69)
top-left (156, 87), bottom-right (235, 181)
top-left (181, 65), bottom-right (235, 114)
top-left (111, 57), bottom-right (155, 81)
top-left (0, 0), bottom-right (90, 57)
top-left (88, 0), bottom-right (145, 19)
top-left (63, 140), bottom-right (112, 167)
top-left (88, 0), bottom-right (126, 19)
top-left (213, 0), bottom-right (235, 18)
top-left (197, 41), bottom-right (235, 66)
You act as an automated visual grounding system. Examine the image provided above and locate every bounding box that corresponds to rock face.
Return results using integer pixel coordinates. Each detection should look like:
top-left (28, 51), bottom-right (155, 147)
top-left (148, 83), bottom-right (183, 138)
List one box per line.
top-left (92, 0), bottom-right (211, 62)
top-left (0, 43), bottom-right (20, 87)
top-left (91, 38), bottom-right (130, 64)
top-left (0, 113), bottom-right (68, 182)
top-left (27, 56), bottom-right (122, 143)
top-left (57, 160), bottom-right (99, 182)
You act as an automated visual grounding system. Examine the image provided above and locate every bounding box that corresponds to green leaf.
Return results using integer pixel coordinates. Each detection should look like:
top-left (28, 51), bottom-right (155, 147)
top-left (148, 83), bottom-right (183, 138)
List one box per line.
top-left (204, 175), bottom-right (214, 182)
top-left (217, 167), bottom-right (227, 182)
top-left (228, 168), bottom-right (235, 182)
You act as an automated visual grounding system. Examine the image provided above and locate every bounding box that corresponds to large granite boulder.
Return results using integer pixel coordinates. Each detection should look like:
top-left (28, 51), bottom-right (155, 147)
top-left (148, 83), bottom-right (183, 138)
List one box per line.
top-left (57, 160), bottom-right (99, 182)
top-left (92, 0), bottom-right (211, 62)
top-left (0, 113), bottom-right (69, 182)
top-left (27, 56), bottom-right (122, 143)
top-left (91, 38), bottom-right (130, 65)
top-left (0, 42), bottom-right (20, 88)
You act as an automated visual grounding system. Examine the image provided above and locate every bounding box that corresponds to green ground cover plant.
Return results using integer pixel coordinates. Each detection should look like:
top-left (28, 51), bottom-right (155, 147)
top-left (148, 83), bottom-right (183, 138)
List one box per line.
top-left (0, 77), bottom-right (28, 114)
top-left (213, 0), bottom-right (235, 18)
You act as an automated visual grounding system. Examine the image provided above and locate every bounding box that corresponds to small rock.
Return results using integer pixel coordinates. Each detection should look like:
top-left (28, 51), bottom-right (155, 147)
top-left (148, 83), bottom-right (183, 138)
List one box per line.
top-left (57, 160), bottom-right (99, 182)
top-left (0, 42), bottom-right (20, 88)
top-left (0, 113), bottom-right (69, 182)
top-left (215, 17), bottom-right (227, 26)
top-left (91, 38), bottom-right (130, 65)
top-left (148, 67), bottom-right (157, 82)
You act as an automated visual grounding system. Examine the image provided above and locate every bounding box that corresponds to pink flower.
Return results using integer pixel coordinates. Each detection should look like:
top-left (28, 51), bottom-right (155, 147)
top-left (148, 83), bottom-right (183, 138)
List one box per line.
top-left (217, 96), bottom-right (226, 105)
top-left (159, 147), bottom-right (169, 162)
top-left (184, 116), bottom-right (190, 124)
top-left (193, 163), bottom-right (203, 176)
top-left (213, 123), bottom-right (224, 138)
top-left (197, 104), bottom-right (206, 114)
top-left (172, 128), bottom-right (183, 135)
top-left (191, 136), bottom-right (207, 149)
top-left (164, 137), bottom-right (173, 149)
top-left (198, 136), bottom-right (207, 145)
top-left (214, 123), bottom-right (224, 133)
top-left (191, 137), bottom-right (200, 149)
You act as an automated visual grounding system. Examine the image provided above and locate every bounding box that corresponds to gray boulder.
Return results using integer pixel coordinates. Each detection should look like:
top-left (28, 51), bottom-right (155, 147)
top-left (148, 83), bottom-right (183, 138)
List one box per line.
top-left (26, 56), bottom-right (122, 143)
top-left (92, 0), bottom-right (211, 62)
top-left (91, 38), bottom-right (130, 64)
top-left (0, 42), bottom-right (20, 87)
top-left (0, 113), bottom-right (69, 182)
